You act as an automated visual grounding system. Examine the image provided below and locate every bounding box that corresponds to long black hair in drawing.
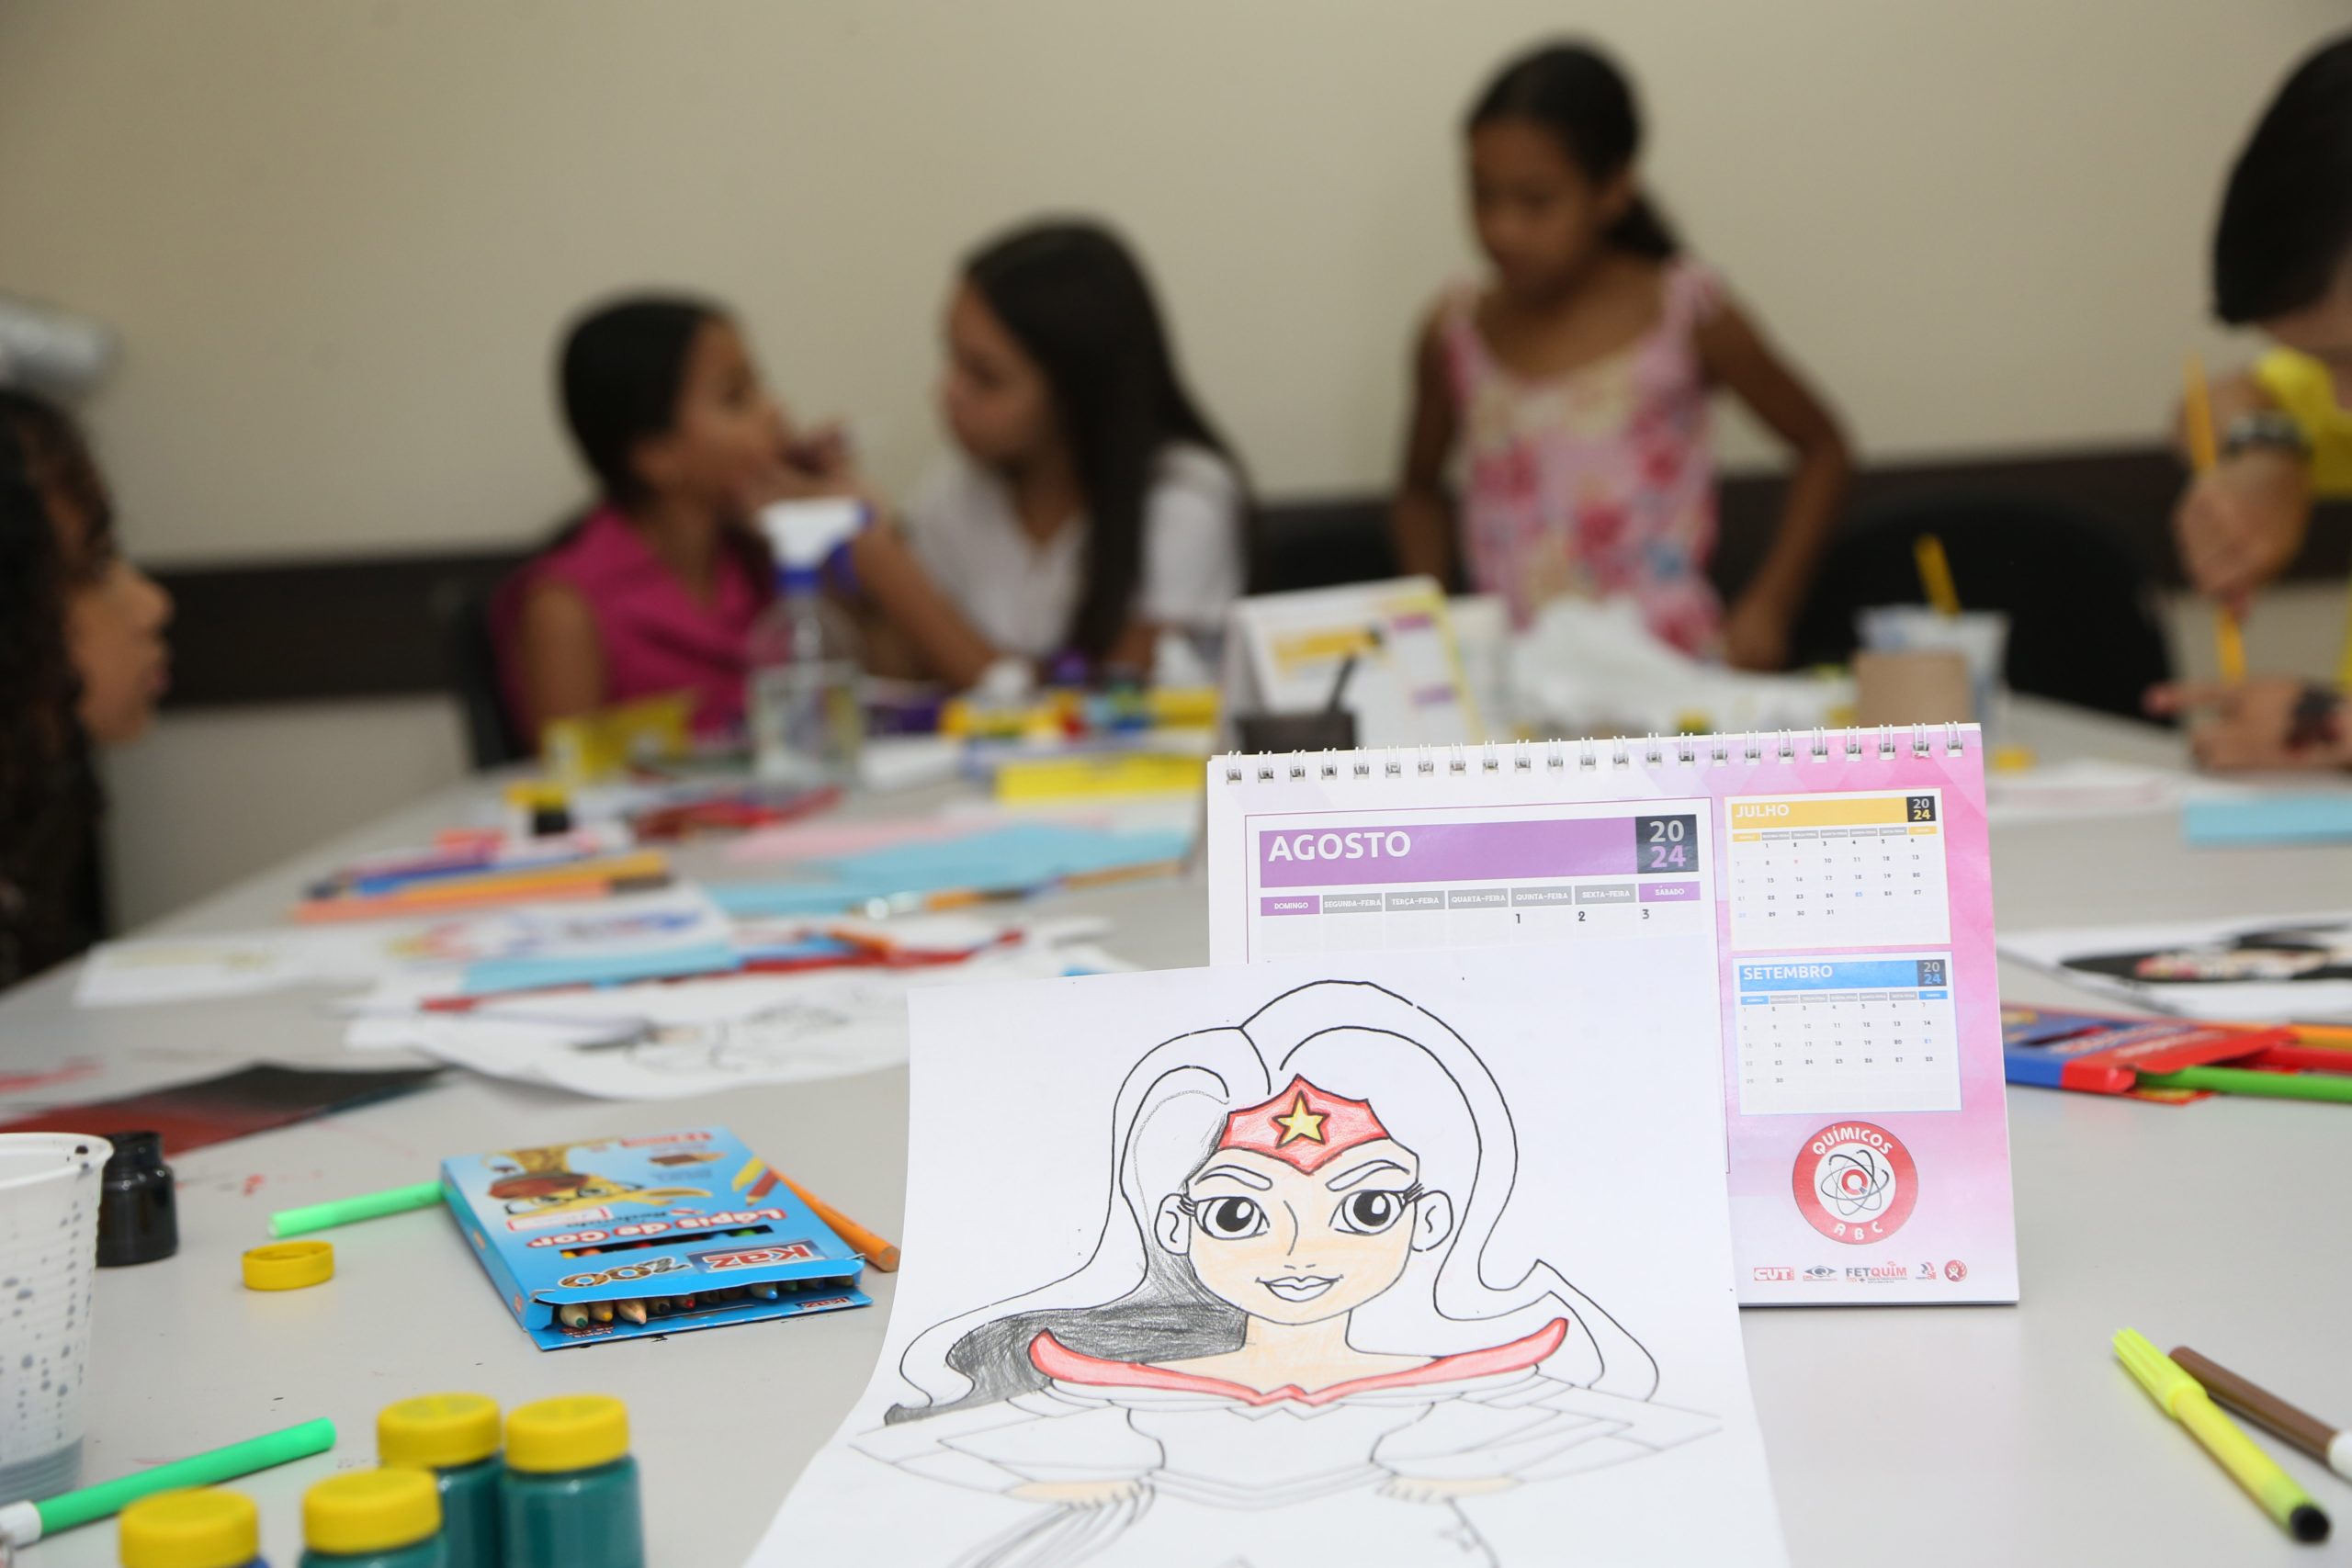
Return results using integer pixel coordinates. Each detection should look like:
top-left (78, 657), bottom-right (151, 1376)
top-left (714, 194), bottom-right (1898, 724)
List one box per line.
top-left (1468, 40), bottom-right (1680, 261)
top-left (962, 220), bottom-right (1254, 660)
top-left (2212, 29), bottom-right (2352, 325)
top-left (886, 979), bottom-right (1657, 1424)
top-left (0, 391), bottom-right (107, 988)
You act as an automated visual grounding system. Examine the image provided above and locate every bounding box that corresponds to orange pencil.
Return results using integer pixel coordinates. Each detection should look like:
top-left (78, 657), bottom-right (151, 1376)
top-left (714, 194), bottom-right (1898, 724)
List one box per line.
top-left (2214, 1021), bottom-right (2352, 1050)
top-left (778, 1173), bottom-right (899, 1272)
top-left (356, 851), bottom-right (670, 903)
top-left (295, 874), bottom-right (670, 924)
top-left (295, 853), bottom-right (672, 922)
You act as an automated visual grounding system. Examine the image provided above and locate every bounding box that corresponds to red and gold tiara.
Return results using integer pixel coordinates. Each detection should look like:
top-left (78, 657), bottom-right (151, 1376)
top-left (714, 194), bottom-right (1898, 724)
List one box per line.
top-left (1216, 1076), bottom-right (1389, 1174)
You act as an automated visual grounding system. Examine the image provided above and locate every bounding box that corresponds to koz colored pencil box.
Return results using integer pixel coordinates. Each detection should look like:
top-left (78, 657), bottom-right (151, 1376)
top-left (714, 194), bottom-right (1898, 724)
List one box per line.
top-left (440, 1126), bottom-right (869, 1349)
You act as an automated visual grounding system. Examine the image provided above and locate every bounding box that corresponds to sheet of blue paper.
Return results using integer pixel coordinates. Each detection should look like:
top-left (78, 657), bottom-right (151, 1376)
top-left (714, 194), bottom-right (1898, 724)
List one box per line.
top-left (2184, 795), bottom-right (2352, 848)
top-left (459, 940), bottom-right (742, 998)
top-left (711, 824), bottom-right (1192, 919)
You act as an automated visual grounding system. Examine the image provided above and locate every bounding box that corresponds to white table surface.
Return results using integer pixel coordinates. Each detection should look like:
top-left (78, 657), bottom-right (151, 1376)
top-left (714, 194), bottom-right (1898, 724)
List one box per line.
top-left (4, 701), bottom-right (2349, 1567)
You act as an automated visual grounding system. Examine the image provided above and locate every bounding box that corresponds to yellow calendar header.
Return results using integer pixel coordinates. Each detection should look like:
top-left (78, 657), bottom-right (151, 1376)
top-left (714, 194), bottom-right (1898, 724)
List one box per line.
top-left (1727, 795), bottom-right (1915, 829)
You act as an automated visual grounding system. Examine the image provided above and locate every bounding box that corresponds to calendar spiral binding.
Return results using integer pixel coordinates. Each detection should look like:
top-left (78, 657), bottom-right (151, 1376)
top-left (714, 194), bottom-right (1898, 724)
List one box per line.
top-left (1216, 723), bottom-right (1976, 785)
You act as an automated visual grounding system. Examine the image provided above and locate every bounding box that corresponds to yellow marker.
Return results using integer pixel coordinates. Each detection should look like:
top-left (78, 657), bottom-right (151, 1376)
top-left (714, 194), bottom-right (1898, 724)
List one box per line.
top-left (993, 752), bottom-right (1201, 804)
top-left (2114, 1328), bottom-right (2329, 1542)
top-left (2184, 355), bottom-right (2248, 682)
top-left (1912, 534), bottom-right (1962, 618)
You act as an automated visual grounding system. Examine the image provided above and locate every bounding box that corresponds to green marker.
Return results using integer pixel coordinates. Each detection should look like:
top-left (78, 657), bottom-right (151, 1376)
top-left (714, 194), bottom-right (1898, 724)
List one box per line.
top-left (0, 1416), bottom-right (335, 1545)
top-left (271, 1181), bottom-right (447, 1238)
top-left (2139, 1066), bottom-right (2352, 1104)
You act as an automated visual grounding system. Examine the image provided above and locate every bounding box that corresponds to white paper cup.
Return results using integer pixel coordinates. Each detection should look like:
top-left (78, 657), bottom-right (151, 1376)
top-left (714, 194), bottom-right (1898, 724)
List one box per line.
top-left (1856, 606), bottom-right (2010, 735)
top-left (0, 1134), bottom-right (109, 1503)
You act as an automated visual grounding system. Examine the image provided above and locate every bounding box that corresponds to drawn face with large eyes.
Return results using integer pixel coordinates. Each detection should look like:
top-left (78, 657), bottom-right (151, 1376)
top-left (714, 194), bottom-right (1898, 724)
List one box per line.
top-left (1153, 1139), bottom-right (1454, 1326)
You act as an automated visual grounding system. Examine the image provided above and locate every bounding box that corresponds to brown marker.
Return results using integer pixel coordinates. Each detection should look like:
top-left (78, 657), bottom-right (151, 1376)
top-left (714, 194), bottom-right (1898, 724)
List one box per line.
top-left (2175, 1347), bottom-right (2352, 1482)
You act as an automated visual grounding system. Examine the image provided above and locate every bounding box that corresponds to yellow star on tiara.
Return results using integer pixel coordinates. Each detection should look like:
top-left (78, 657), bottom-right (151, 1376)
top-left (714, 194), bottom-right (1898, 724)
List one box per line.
top-left (1271, 1093), bottom-right (1328, 1146)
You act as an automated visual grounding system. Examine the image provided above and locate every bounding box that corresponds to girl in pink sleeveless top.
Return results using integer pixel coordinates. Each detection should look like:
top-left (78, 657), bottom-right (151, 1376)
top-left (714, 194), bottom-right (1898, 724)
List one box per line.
top-left (501, 296), bottom-right (851, 742)
top-left (1396, 42), bottom-right (1849, 668)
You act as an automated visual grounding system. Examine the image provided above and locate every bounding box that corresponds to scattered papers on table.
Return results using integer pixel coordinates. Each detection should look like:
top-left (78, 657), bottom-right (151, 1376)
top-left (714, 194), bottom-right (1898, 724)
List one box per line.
top-left (346, 923), bottom-right (1130, 1098)
top-left (1510, 598), bottom-right (1851, 738)
top-left (752, 950), bottom-right (1786, 1567)
top-left (75, 930), bottom-right (362, 1007)
top-left (77, 888), bottom-right (740, 1009)
top-left (711, 822), bottom-right (1193, 918)
top-left (2002, 909), bottom-right (2352, 1022)
top-left (1984, 759), bottom-right (2247, 826)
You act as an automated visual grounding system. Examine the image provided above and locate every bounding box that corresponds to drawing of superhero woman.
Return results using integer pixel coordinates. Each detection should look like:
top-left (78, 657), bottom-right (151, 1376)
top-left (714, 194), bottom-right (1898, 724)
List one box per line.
top-left (859, 979), bottom-right (1717, 1566)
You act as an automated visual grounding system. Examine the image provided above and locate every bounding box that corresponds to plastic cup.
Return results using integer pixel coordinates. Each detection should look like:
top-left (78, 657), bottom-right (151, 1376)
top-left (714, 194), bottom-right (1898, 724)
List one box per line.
top-left (1855, 606), bottom-right (2010, 737)
top-left (0, 1134), bottom-right (111, 1504)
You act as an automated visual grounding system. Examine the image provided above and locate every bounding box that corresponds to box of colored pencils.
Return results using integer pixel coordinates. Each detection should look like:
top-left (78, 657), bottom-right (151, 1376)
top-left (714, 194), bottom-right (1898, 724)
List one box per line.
top-left (2000, 1004), bottom-right (2294, 1100)
top-left (440, 1126), bottom-right (869, 1349)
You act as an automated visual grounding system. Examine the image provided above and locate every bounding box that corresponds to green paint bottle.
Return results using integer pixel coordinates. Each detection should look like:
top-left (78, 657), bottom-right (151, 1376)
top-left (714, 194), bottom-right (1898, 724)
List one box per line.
top-left (299, 1470), bottom-right (446, 1568)
top-left (378, 1393), bottom-right (503, 1568)
top-left (500, 1396), bottom-right (642, 1568)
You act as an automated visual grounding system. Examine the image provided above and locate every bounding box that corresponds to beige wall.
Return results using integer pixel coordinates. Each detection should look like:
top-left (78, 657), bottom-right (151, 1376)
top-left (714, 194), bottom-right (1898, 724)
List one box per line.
top-left (2, 1), bottom-right (2344, 921)
top-left (5, 0), bottom-right (2344, 564)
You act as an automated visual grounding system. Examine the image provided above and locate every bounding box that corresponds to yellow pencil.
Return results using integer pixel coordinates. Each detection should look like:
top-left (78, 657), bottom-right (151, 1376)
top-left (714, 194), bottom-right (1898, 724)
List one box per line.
top-left (1913, 534), bottom-right (1962, 618)
top-left (2185, 355), bottom-right (2247, 682)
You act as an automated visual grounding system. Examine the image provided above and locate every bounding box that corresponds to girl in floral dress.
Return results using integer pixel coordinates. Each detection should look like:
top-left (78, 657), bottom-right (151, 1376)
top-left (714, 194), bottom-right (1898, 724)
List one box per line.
top-left (1394, 40), bottom-right (1850, 670)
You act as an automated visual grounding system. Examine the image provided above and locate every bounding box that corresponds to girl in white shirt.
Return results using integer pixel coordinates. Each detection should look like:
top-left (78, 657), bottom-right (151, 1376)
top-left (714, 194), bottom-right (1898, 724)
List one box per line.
top-left (852, 220), bottom-right (1250, 686)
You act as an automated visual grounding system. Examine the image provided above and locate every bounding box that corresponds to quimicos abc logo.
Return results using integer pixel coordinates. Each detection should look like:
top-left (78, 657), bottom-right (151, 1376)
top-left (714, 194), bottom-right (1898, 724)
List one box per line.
top-left (1792, 1121), bottom-right (1918, 1244)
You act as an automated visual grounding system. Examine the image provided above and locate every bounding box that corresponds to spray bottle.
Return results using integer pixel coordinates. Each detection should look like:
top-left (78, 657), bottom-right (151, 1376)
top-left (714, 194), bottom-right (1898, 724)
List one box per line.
top-left (748, 499), bottom-right (866, 785)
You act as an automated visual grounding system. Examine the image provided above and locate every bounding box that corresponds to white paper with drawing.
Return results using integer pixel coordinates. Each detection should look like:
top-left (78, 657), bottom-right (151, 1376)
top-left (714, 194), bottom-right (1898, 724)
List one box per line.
top-left (752, 951), bottom-right (1786, 1566)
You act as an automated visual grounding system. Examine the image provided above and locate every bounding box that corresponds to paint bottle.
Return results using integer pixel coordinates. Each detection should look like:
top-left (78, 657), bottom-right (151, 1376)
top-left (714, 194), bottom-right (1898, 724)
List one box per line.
top-left (377, 1395), bottom-right (502, 1568)
top-left (499, 1397), bottom-right (642, 1568)
top-left (119, 1488), bottom-right (265, 1568)
top-left (299, 1471), bottom-right (445, 1568)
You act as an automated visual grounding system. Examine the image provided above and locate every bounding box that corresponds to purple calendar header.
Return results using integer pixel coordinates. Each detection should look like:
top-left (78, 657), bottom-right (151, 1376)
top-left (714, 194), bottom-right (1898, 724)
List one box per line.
top-left (1257, 818), bottom-right (1634, 889)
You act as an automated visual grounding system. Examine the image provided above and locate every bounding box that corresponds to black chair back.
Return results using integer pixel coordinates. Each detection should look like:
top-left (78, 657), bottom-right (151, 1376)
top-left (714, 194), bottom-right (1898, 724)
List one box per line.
top-left (1789, 491), bottom-right (2171, 721)
top-left (434, 574), bottom-right (529, 769)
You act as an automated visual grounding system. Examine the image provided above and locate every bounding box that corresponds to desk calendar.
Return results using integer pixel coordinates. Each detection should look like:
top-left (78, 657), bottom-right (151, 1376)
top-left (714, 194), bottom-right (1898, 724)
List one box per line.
top-left (1206, 726), bottom-right (2018, 1305)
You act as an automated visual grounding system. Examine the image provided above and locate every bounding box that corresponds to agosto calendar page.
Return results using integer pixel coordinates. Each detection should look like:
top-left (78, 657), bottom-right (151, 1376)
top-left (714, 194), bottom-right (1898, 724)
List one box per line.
top-left (1206, 727), bottom-right (2019, 1306)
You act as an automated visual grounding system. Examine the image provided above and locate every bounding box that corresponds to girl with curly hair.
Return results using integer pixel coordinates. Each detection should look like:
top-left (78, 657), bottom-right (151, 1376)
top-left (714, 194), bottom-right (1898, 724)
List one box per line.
top-left (0, 391), bottom-right (173, 989)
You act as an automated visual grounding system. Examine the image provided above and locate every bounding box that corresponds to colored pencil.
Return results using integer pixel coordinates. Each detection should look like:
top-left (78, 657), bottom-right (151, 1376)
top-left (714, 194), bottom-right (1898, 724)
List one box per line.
top-left (2184, 354), bottom-right (2247, 682)
top-left (1913, 534), bottom-right (1962, 617)
top-left (295, 852), bottom-right (672, 922)
top-left (2136, 1065), bottom-right (2352, 1103)
top-left (777, 1172), bottom-right (900, 1272)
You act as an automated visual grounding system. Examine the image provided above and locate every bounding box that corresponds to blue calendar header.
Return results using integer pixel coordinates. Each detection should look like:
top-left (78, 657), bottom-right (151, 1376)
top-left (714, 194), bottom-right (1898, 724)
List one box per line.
top-left (1736, 958), bottom-right (1949, 994)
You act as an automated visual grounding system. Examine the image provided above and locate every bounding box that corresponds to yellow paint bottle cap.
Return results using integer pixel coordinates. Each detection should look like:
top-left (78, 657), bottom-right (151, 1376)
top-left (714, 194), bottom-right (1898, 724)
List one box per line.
top-left (301, 1469), bottom-right (440, 1555)
top-left (505, 1394), bottom-right (630, 1473)
top-left (119, 1488), bottom-right (259, 1568)
top-left (379, 1393), bottom-right (501, 1471)
top-left (242, 1239), bottom-right (334, 1291)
